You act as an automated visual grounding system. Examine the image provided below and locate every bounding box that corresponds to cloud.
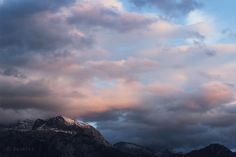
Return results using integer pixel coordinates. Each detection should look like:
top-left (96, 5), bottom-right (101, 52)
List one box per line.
top-left (0, 0), bottom-right (158, 121)
top-left (81, 82), bottom-right (235, 150)
top-left (0, 108), bottom-right (52, 124)
top-left (222, 28), bottom-right (236, 38)
top-left (0, 0), bottom-right (75, 18)
top-left (67, 2), bottom-right (155, 32)
top-left (84, 0), bottom-right (124, 11)
top-left (0, 67), bottom-right (26, 78)
top-left (142, 82), bottom-right (233, 113)
top-left (0, 0), bottom-right (93, 67)
top-left (0, 78), bottom-right (65, 111)
top-left (129, 0), bottom-right (201, 16)
top-left (82, 58), bottom-right (158, 81)
top-left (0, 0), bottom-right (156, 68)
top-left (0, 56), bottom-right (158, 119)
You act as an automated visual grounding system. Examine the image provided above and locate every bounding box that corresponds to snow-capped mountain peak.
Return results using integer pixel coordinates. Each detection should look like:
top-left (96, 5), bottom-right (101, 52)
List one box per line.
top-left (0, 116), bottom-right (111, 147)
top-left (32, 115), bottom-right (92, 131)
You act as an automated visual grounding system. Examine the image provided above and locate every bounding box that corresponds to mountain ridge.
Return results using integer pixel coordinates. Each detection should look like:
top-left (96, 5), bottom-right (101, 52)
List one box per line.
top-left (184, 143), bottom-right (235, 157)
top-left (0, 116), bottom-right (235, 157)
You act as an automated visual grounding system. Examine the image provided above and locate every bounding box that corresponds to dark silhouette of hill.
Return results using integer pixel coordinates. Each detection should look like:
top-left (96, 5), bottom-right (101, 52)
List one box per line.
top-left (184, 144), bottom-right (235, 157)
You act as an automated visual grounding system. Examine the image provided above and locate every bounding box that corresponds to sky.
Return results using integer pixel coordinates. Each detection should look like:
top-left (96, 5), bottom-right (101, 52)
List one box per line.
top-left (0, 0), bottom-right (236, 151)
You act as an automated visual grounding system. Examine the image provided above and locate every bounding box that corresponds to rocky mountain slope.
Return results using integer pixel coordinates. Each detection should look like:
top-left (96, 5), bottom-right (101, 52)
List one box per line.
top-left (0, 116), bottom-right (127, 157)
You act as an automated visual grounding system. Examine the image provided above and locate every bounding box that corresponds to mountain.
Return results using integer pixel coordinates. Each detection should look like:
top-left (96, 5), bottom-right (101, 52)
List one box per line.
top-left (184, 144), bottom-right (235, 157)
top-left (0, 116), bottom-right (236, 157)
top-left (114, 142), bottom-right (156, 157)
top-left (0, 116), bottom-right (130, 157)
top-left (32, 116), bottom-right (110, 146)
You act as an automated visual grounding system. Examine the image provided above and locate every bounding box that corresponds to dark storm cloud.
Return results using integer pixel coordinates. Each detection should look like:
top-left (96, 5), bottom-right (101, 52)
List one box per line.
top-left (85, 109), bottom-right (236, 150)
top-left (0, 108), bottom-right (51, 124)
top-left (0, 80), bottom-right (50, 97)
top-left (81, 82), bottom-right (235, 150)
top-left (130, 0), bottom-right (201, 16)
top-left (0, 79), bottom-right (61, 110)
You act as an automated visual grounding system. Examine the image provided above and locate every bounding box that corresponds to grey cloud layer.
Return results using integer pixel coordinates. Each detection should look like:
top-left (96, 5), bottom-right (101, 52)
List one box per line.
top-left (68, 2), bottom-right (154, 32)
top-left (0, 0), bottom-right (154, 67)
top-left (0, 0), bottom-right (93, 67)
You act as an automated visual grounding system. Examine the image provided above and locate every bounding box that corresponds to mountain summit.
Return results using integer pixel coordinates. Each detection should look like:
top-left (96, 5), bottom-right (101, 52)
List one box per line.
top-left (32, 116), bottom-right (90, 130)
top-left (32, 116), bottom-right (110, 146)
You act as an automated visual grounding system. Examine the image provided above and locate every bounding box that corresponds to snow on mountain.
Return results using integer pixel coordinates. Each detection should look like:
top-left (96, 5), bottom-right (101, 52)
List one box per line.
top-left (32, 116), bottom-right (92, 132)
